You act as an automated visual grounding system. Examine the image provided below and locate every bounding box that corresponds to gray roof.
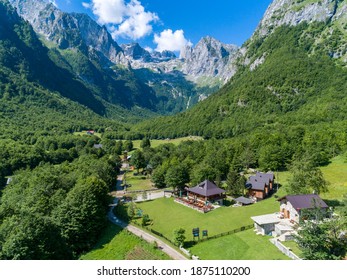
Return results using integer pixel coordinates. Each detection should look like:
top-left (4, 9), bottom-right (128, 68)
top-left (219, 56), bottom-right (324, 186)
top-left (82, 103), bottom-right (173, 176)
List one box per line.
top-left (246, 176), bottom-right (266, 191)
top-left (188, 180), bottom-right (225, 197)
top-left (234, 196), bottom-right (254, 205)
top-left (279, 194), bottom-right (328, 210)
top-left (93, 144), bottom-right (103, 149)
top-left (251, 213), bottom-right (281, 225)
top-left (246, 172), bottom-right (274, 191)
top-left (6, 178), bottom-right (12, 185)
top-left (256, 172), bottom-right (274, 184)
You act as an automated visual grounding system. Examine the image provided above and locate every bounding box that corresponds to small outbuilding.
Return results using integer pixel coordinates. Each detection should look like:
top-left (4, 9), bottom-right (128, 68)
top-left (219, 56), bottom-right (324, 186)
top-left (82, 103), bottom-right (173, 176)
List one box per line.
top-left (251, 213), bottom-right (281, 235)
top-left (234, 196), bottom-right (254, 206)
top-left (6, 177), bottom-right (13, 185)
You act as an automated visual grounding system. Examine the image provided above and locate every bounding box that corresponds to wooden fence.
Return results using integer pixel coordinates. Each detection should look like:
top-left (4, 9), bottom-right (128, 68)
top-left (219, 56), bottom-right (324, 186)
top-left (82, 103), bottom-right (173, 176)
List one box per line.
top-left (132, 221), bottom-right (253, 246)
top-left (196, 224), bottom-right (254, 243)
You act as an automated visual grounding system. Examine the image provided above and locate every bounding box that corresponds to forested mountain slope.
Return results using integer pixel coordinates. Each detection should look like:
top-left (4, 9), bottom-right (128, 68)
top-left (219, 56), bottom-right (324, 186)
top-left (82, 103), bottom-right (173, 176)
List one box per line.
top-left (133, 0), bottom-right (347, 142)
top-left (0, 0), bottom-right (157, 142)
top-left (8, 0), bottom-right (239, 114)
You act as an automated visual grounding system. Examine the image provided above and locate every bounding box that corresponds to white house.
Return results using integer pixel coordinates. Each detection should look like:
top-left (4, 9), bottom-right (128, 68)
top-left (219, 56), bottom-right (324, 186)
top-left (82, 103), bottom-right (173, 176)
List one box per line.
top-left (278, 194), bottom-right (329, 223)
top-left (251, 194), bottom-right (329, 239)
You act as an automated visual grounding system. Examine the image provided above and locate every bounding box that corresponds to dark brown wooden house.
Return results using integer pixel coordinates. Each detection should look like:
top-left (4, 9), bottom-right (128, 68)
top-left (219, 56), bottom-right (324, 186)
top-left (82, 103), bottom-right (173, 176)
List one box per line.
top-left (187, 180), bottom-right (225, 205)
top-left (246, 172), bottom-right (275, 200)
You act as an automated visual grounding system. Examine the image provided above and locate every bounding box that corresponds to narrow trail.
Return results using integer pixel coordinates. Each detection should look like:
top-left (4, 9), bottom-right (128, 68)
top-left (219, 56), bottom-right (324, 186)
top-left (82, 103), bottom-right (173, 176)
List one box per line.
top-left (108, 172), bottom-right (188, 260)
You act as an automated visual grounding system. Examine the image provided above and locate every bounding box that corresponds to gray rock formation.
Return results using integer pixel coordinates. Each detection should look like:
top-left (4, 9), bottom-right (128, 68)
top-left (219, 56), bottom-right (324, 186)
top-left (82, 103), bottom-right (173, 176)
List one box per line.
top-left (121, 43), bottom-right (176, 63)
top-left (9, 0), bottom-right (240, 85)
top-left (9, 0), bottom-right (125, 63)
top-left (245, 0), bottom-right (347, 68)
top-left (179, 36), bottom-right (239, 83)
top-left (256, 0), bottom-right (337, 37)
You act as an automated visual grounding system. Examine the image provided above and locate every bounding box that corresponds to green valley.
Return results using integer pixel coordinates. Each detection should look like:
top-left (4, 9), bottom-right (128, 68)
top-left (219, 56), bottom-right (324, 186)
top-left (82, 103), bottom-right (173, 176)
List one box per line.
top-left (0, 0), bottom-right (346, 262)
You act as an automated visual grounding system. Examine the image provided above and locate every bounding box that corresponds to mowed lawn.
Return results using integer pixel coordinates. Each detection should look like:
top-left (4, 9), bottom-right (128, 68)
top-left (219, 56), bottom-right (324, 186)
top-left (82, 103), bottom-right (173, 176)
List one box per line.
top-left (80, 223), bottom-right (171, 260)
top-left (137, 196), bottom-right (280, 241)
top-left (124, 171), bottom-right (153, 192)
top-left (190, 229), bottom-right (289, 260)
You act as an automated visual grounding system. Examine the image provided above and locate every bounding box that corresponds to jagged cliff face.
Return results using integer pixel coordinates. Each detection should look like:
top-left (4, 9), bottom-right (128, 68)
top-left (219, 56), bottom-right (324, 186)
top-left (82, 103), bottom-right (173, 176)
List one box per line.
top-left (122, 37), bottom-right (240, 85)
top-left (180, 36), bottom-right (239, 83)
top-left (8, 0), bottom-right (241, 113)
top-left (245, 0), bottom-right (347, 69)
top-left (8, 0), bottom-right (124, 63)
top-left (256, 0), bottom-right (338, 37)
top-left (9, 0), bottom-right (239, 84)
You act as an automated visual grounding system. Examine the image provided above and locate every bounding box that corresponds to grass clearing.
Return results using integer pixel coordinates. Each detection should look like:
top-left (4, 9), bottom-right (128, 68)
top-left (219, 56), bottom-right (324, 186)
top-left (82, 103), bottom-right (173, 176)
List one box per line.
top-left (132, 136), bottom-right (203, 150)
top-left (124, 170), bottom-right (153, 191)
top-left (190, 229), bottom-right (290, 260)
top-left (80, 223), bottom-right (171, 260)
top-left (319, 155), bottom-right (347, 201)
top-left (276, 154), bottom-right (347, 202)
top-left (136, 196), bottom-right (280, 242)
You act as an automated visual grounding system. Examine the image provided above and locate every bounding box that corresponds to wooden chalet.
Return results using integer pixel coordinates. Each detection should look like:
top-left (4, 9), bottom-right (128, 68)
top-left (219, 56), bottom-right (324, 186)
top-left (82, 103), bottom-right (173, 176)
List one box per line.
top-left (246, 172), bottom-right (275, 200)
top-left (187, 180), bottom-right (226, 205)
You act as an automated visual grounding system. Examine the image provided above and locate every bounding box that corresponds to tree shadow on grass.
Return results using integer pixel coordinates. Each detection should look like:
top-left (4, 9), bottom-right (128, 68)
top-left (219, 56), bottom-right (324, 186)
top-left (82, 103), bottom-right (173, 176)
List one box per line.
top-left (184, 241), bottom-right (198, 249)
top-left (91, 223), bottom-right (124, 251)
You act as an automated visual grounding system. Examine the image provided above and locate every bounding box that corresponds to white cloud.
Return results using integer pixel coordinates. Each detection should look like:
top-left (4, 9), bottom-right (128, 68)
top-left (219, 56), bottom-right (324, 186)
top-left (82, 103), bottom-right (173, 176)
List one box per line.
top-left (144, 46), bottom-right (153, 53)
top-left (154, 29), bottom-right (191, 52)
top-left (88, 0), bottom-right (158, 40)
top-left (82, 2), bottom-right (90, 9)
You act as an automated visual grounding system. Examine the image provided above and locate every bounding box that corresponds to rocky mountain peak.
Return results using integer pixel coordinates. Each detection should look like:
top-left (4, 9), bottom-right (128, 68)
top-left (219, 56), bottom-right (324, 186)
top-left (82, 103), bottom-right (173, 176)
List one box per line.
top-left (9, 0), bottom-right (124, 63)
top-left (243, 0), bottom-right (347, 70)
top-left (121, 43), bottom-right (176, 63)
top-left (255, 0), bottom-right (340, 37)
top-left (180, 36), bottom-right (239, 82)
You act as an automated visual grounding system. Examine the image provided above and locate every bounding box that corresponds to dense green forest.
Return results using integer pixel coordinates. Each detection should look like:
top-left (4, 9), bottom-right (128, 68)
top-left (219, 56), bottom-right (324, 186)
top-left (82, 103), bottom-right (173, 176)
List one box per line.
top-left (133, 23), bottom-right (347, 140)
top-left (0, 154), bottom-right (120, 259)
top-left (1, 0), bottom-right (347, 260)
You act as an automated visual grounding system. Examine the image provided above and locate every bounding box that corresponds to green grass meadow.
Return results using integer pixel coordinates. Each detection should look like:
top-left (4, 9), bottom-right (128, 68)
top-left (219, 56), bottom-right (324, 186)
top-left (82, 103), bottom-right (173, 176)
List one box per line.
top-left (190, 229), bottom-right (289, 260)
top-left (132, 136), bottom-right (203, 150)
top-left (124, 171), bottom-right (153, 191)
top-left (276, 155), bottom-right (347, 201)
top-left (137, 196), bottom-right (280, 241)
top-left (80, 223), bottom-right (171, 260)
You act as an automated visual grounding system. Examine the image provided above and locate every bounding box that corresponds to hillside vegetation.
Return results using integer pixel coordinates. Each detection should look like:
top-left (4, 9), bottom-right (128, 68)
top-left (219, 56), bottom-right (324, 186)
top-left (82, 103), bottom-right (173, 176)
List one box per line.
top-left (134, 23), bottom-right (347, 141)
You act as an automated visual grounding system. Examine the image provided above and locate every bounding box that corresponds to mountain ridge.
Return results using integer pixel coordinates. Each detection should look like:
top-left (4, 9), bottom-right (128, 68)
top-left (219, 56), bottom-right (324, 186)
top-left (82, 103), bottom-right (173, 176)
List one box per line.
top-left (132, 0), bottom-right (347, 141)
top-left (8, 0), bottom-right (242, 113)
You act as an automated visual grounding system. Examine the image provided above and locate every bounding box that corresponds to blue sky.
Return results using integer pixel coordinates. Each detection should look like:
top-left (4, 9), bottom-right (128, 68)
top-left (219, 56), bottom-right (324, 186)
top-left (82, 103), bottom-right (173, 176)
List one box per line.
top-left (53, 0), bottom-right (272, 52)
